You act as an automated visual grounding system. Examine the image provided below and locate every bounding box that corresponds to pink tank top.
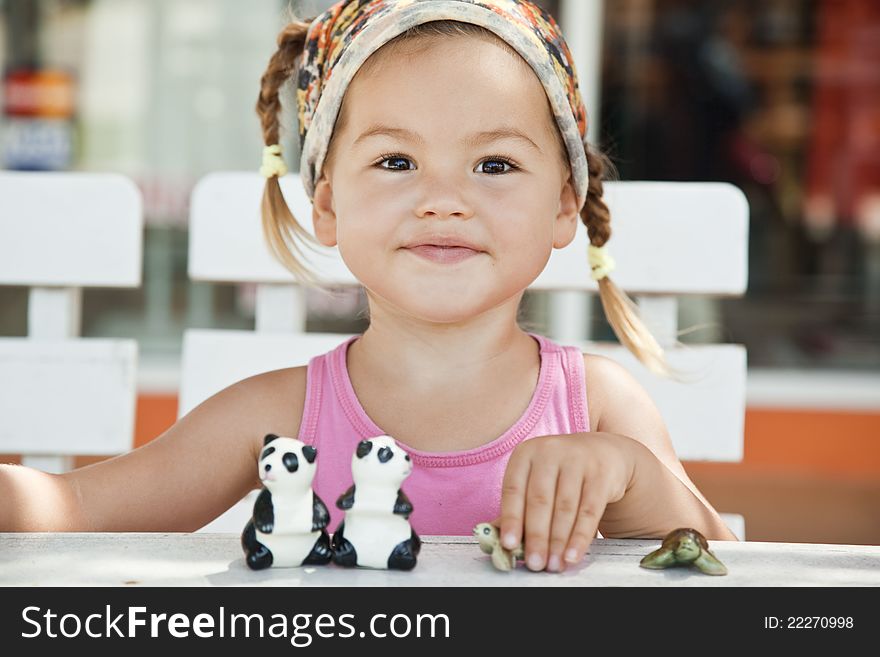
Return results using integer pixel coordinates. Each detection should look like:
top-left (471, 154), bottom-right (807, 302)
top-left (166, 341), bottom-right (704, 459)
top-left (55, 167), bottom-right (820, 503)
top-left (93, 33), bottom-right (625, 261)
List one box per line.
top-left (296, 332), bottom-right (591, 536)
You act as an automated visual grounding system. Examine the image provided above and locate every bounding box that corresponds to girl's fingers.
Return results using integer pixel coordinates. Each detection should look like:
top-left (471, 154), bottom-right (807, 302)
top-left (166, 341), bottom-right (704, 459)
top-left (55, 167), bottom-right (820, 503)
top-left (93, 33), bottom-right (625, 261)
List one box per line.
top-left (546, 465), bottom-right (583, 572)
top-left (498, 451), bottom-right (532, 552)
top-left (523, 461), bottom-right (559, 571)
top-left (565, 481), bottom-right (608, 564)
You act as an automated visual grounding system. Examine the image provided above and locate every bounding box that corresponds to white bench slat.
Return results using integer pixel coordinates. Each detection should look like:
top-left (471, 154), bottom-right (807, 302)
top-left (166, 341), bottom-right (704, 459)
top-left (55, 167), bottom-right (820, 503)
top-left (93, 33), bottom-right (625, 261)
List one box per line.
top-left (574, 341), bottom-right (746, 462)
top-left (21, 455), bottom-right (75, 475)
top-left (28, 287), bottom-right (82, 338)
top-left (189, 173), bottom-right (748, 294)
top-left (721, 513), bottom-right (746, 541)
top-left (746, 370), bottom-right (880, 411)
top-left (0, 339), bottom-right (137, 455)
top-left (538, 181), bottom-right (748, 293)
top-left (0, 172), bottom-right (143, 287)
top-left (187, 172), bottom-right (749, 535)
top-left (255, 284), bottom-right (307, 332)
top-left (179, 330), bottom-right (351, 418)
top-left (179, 330), bottom-right (743, 463)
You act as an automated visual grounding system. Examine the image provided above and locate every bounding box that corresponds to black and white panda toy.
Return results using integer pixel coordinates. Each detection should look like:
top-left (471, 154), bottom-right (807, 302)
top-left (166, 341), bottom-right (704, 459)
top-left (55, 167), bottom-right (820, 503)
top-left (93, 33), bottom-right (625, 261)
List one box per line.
top-left (241, 434), bottom-right (333, 570)
top-left (331, 435), bottom-right (421, 570)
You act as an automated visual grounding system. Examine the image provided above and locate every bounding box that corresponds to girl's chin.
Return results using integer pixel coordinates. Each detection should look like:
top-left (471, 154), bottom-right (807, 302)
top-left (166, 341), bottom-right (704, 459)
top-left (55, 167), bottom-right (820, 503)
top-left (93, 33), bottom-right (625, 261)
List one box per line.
top-left (362, 284), bottom-right (517, 324)
top-left (404, 302), bottom-right (497, 325)
top-left (375, 296), bottom-right (481, 323)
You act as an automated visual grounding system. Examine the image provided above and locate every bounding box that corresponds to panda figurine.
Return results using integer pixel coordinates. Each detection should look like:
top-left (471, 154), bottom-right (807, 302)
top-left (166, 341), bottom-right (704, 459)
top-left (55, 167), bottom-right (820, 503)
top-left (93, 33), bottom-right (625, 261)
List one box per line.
top-left (241, 434), bottom-right (333, 570)
top-left (331, 435), bottom-right (421, 570)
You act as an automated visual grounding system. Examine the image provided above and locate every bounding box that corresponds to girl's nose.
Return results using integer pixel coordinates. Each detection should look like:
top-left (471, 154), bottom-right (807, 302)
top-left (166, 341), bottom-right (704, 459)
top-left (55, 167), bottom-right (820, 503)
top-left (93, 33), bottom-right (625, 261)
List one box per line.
top-left (414, 175), bottom-right (475, 220)
top-left (416, 202), bottom-right (475, 221)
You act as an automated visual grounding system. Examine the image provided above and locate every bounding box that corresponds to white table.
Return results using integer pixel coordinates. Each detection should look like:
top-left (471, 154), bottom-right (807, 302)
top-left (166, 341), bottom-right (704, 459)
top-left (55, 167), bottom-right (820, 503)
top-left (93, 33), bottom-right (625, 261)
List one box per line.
top-left (1, 534), bottom-right (877, 586)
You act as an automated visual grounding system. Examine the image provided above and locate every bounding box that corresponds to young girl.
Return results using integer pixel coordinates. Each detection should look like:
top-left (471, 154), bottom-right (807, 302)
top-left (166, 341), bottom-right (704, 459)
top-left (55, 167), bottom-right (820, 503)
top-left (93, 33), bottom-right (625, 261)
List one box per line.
top-left (0, 0), bottom-right (736, 573)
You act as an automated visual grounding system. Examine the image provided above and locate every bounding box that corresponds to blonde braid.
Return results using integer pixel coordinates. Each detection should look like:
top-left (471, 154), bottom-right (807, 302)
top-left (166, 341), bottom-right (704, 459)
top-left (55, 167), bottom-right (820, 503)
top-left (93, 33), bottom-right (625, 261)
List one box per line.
top-left (581, 144), bottom-right (677, 378)
top-left (256, 18), bottom-right (323, 286)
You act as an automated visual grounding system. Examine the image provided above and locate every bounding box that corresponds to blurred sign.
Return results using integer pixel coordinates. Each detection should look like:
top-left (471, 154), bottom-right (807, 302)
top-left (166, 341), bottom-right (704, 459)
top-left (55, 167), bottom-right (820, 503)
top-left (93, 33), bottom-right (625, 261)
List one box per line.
top-left (2, 69), bottom-right (76, 170)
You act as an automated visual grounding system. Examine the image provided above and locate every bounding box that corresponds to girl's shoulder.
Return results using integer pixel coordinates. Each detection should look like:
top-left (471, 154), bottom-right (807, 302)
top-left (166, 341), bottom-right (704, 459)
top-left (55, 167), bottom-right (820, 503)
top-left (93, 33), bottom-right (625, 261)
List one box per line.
top-left (60, 364), bottom-right (312, 532)
top-left (232, 365), bottom-right (308, 456)
top-left (580, 351), bottom-right (683, 472)
top-left (581, 351), bottom-right (649, 435)
top-left (582, 352), bottom-right (611, 433)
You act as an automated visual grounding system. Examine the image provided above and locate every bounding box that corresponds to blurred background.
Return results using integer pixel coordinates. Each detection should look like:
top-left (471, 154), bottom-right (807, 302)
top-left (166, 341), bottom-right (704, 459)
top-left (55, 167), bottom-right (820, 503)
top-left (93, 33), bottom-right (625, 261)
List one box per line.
top-left (0, 0), bottom-right (877, 543)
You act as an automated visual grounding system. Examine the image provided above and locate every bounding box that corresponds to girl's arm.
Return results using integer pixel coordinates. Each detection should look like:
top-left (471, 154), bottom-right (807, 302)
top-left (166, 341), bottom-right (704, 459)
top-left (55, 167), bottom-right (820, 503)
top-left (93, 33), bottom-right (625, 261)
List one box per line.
top-left (0, 367), bottom-right (306, 532)
top-left (497, 354), bottom-right (736, 573)
top-left (585, 354), bottom-right (737, 541)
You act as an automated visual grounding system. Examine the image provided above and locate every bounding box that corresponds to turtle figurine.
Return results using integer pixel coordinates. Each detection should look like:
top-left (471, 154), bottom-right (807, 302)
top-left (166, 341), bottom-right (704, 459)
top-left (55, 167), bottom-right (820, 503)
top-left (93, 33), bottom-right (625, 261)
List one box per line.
top-left (473, 522), bottom-right (525, 572)
top-left (639, 527), bottom-right (728, 576)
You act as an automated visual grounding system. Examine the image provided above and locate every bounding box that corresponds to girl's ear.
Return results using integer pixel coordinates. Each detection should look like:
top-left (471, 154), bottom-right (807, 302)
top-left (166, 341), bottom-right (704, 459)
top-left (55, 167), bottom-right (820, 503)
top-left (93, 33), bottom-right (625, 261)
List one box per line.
top-left (552, 176), bottom-right (579, 249)
top-left (312, 174), bottom-right (338, 247)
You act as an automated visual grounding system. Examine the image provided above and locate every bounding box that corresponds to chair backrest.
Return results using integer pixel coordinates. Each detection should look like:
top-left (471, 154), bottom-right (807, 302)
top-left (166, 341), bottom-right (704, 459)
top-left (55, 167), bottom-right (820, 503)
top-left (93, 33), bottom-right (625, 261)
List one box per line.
top-left (184, 172), bottom-right (748, 535)
top-left (0, 172), bottom-right (143, 473)
top-left (185, 172), bottom-right (748, 456)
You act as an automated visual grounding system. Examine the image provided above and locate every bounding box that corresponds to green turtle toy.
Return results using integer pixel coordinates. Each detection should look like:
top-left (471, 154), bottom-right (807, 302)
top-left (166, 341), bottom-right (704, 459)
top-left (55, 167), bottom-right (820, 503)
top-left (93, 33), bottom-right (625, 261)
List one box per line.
top-left (640, 527), bottom-right (727, 575)
top-left (473, 522), bottom-right (525, 572)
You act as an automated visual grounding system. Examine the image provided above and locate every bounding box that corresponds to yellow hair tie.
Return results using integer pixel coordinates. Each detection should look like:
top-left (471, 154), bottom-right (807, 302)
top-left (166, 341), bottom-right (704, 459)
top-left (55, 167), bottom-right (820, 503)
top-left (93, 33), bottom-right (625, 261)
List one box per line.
top-left (260, 144), bottom-right (288, 178)
top-left (588, 244), bottom-right (616, 281)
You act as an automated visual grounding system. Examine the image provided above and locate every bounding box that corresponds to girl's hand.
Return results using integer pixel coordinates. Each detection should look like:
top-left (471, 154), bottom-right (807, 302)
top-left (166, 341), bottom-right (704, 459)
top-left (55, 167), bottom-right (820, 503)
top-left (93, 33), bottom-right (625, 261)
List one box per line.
top-left (495, 432), bottom-right (638, 572)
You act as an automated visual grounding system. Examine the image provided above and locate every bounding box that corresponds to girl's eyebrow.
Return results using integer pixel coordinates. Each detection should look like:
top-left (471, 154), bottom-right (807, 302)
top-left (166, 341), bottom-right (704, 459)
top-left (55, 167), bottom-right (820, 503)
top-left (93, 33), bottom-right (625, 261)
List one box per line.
top-left (352, 123), bottom-right (541, 151)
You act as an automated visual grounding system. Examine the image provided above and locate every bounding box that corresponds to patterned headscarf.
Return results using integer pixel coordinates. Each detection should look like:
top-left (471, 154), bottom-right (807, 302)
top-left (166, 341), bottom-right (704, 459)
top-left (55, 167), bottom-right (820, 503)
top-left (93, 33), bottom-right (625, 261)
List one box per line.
top-left (295, 0), bottom-right (590, 211)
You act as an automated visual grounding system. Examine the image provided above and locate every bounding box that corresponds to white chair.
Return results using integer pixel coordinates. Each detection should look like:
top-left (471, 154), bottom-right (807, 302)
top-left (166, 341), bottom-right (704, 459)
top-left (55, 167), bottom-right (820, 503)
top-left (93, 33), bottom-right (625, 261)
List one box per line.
top-left (185, 172), bottom-right (748, 538)
top-left (0, 172), bottom-right (143, 473)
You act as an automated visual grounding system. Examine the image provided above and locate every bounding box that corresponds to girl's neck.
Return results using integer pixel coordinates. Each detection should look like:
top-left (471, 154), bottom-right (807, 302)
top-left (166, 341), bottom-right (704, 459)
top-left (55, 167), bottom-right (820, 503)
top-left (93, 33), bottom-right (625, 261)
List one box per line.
top-left (349, 306), bottom-right (536, 395)
top-left (344, 297), bottom-right (542, 451)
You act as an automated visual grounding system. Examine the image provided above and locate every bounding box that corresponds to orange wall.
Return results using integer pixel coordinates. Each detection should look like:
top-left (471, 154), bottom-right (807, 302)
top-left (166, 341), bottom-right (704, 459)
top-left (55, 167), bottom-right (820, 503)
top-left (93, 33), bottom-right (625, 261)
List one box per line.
top-left (739, 408), bottom-right (880, 475)
top-left (133, 395), bottom-right (179, 447)
top-left (129, 395), bottom-right (880, 474)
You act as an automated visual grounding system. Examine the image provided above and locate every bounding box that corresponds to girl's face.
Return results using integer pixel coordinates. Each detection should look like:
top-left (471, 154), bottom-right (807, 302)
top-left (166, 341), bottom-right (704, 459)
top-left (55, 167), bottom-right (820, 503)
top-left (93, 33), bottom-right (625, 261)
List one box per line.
top-left (312, 34), bottom-right (579, 324)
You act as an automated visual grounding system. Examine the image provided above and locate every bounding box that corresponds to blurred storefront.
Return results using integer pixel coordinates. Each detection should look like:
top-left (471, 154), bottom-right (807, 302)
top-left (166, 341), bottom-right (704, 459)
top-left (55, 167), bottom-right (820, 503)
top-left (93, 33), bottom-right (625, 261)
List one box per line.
top-left (601, 0), bottom-right (880, 371)
top-left (0, 0), bottom-right (877, 543)
top-left (1, 0), bottom-right (292, 359)
top-left (599, 0), bottom-right (880, 544)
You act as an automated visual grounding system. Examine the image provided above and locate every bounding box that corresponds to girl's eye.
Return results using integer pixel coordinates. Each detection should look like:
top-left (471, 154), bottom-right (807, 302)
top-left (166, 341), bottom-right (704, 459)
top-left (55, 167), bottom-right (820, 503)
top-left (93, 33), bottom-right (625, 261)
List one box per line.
top-left (377, 155), bottom-right (414, 171)
top-left (374, 154), bottom-right (519, 174)
top-left (477, 158), bottom-right (518, 175)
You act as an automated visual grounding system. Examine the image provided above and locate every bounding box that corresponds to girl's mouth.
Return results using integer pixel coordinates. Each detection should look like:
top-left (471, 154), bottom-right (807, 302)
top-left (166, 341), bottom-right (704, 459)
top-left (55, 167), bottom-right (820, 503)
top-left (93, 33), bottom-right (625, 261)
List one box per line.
top-left (405, 245), bottom-right (482, 264)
